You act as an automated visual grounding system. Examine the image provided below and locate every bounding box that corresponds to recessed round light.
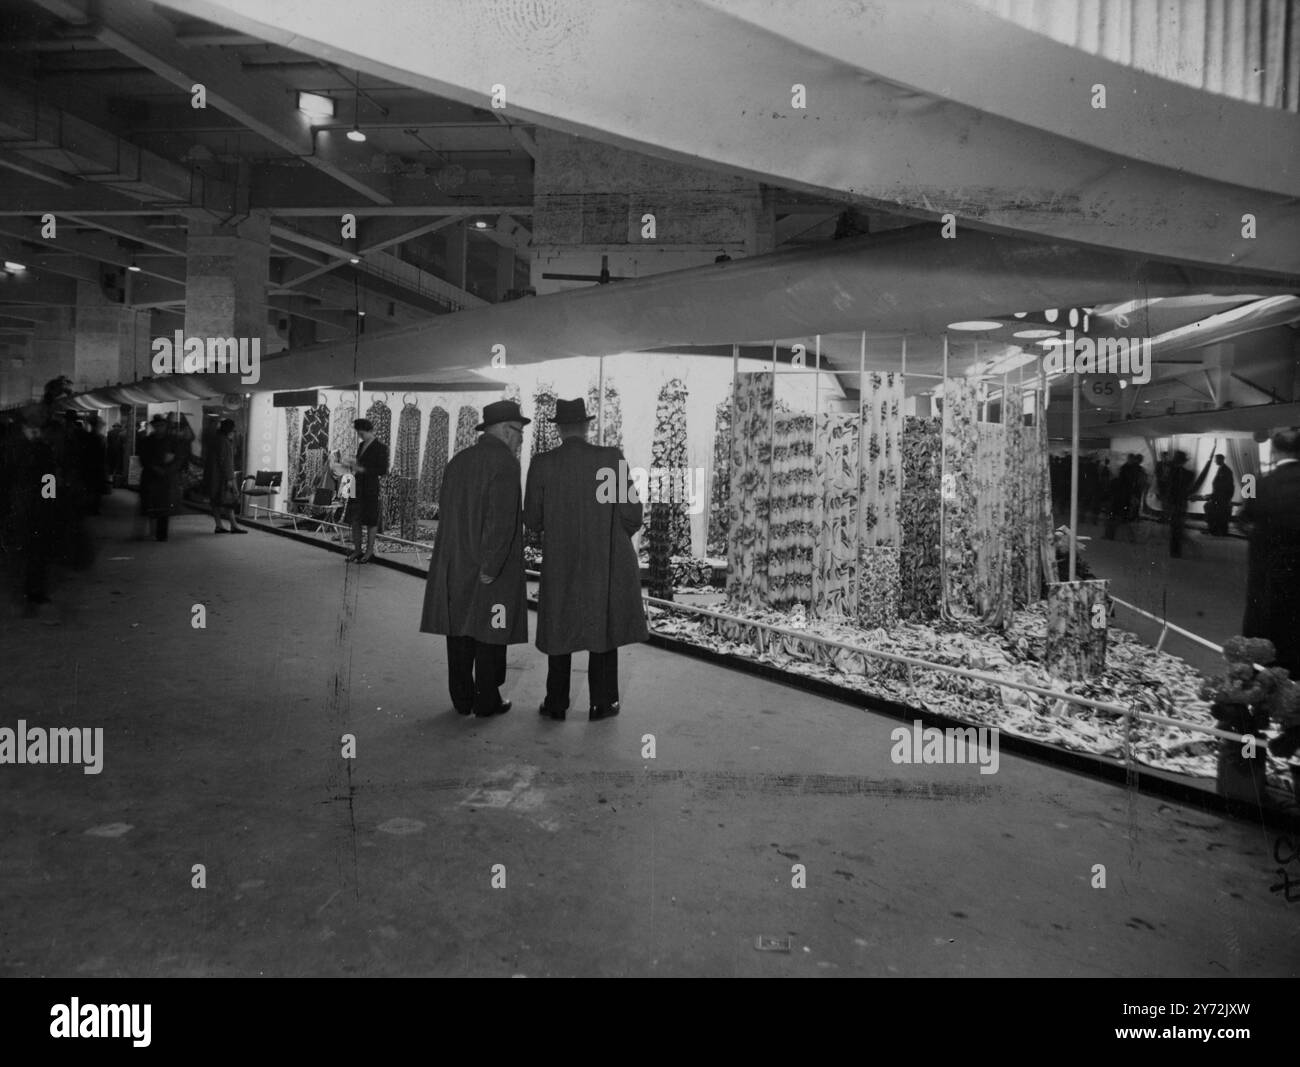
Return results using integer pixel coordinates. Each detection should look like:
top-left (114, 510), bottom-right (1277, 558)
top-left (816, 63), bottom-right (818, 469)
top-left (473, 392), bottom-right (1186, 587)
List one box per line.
top-left (1012, 312), bottom-right (1027, 319)
top-left (474, 220), bottom-right (489, 230)
top-left (349, 256), bottom-right (360, 264)
top-left (1013, 329), bottom-right (1060, 339)
top-left (127, 264), bottom-right (142, 272)
top-left (346, 128), bottom-right (366, 143)
top-left (947, 320), bottom-right (1003, 331)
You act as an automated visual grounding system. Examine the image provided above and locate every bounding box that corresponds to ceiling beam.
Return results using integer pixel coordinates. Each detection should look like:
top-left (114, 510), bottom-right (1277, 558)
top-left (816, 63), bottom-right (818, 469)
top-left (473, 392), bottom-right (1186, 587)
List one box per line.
top-left (0, 220), bottom-right (185, 284)
top-left (0, 145), bottom-right (76, 188)
top-left (62, 213), bottom-right (186, 255)
top-left (41, 0), bottom-right (393, 205)
top-left (359, 215), bottom-right (460, 254)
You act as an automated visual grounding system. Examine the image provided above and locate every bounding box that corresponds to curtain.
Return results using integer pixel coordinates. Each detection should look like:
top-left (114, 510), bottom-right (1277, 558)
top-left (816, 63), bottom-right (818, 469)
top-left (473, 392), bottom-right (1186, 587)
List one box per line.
top-left (726, 372), bottom-right (774, 607)
top-left (859, 372), bottom-right (903, 548)
top-left (419, 405), bottom-right (450, 518)
top-left (899, 415), bottom-right (942, 620)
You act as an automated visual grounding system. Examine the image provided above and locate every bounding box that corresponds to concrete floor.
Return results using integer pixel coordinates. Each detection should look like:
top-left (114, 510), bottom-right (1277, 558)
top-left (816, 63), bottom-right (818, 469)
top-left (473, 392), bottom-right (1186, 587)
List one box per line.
top-left (1, 493), bottom-right (1295, 977)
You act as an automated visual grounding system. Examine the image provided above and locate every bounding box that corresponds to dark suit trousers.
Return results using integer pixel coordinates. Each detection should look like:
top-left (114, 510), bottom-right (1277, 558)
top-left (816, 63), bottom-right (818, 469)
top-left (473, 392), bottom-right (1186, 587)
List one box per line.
top-left (546, 649), bottom-right (619, 709)
top-left (446, 635), bottom-right (507, 712)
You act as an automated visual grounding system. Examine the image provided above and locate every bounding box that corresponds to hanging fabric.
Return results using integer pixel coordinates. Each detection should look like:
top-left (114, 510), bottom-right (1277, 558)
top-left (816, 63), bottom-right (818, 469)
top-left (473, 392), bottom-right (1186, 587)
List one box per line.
top-left (941, 377), bottom-right (981, 622)
top-left (812, 411), bottom-right (858, 619)
top-left (452, 405), bottom-right (478, 455)
top-left (899, 415), bottom-right (942, 620)
top-left (649, 377), bottom-right (691, 557)
top-left (725, 371), bottom-right (773, 607)
top-left (330, 402), bottom-right (356, 457)
top-left (707, 390), bottom-right (733, 557)
top-left (766, 412), bottom-right (816, 609)
top-left (391, 401), bottom-right (421, 541)
top-left (365, 399), bottom-right (392, 531)
top-left (858, 372), bottom-right (903, 548)
top-left (298, 404), bottom-right (331, 502)
top-left (418, 405), bottom-right (450, 517)
top-left (974, 419), bottom-right (1008, 623)
top-left (284, 406), bottom-right (301, 498)
top-left (1046, 578), bottom-right (1109, 680)
top-left (858, 545), bottom-right (900, 628)
top-left (587, 379), bottom-right (624, 452)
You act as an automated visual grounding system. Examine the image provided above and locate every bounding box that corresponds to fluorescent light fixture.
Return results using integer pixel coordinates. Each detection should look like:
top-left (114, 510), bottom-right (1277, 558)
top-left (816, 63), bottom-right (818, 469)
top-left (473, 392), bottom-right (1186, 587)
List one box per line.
top-left (349, 256), bottom-right (360, 264)
top-left (947, 320), bottom-right (1003, 331)
top-left (3, 260), bottom-right (25, 272)
top-left (127, 264), bottom-right (142, 272)
top-left (297, 91), bottom-right (336, 118)
top-left (1068, 308), bottom-right (1079, 327)
top-left (346, 127), bottom-right (366, 142)
top-left (1013, 329), bottom-right (1059, 339)
top-left (1012, 312), bottom-right (1027, 319)
top-left (357, 310), bottom-right (366, 317)
top-left (1044, 308), bottom-right (1059, 323)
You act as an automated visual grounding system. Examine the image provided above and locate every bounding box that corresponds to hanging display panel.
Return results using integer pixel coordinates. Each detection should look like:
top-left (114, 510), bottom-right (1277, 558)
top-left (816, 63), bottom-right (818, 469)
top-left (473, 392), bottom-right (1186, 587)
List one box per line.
top-left (298, 404), bottom-right (331, 500)
top-left (974, 419), bottom-right (1008, 624)
top-left (812, 411), bottom-right (858, 620)
top-left (418, 406), bottom-right (450, 518)
top-left (899, 416), bottom-right (942, 621)
top-left (1046, 578), bottom-right (1109, 681)
top-left (707, 391), bottom-right (732, 558)
top-left (390, 402), bottom-right (421, 540)
top-left (284, 406), bottom-right (301, 497)
top-left (857, 544), bottom-right (900, 628)
top-left (365, 399), bottom-right (392, 532)
top-left (329, 402), bottom-right (356, 457)
top-left (725, 372), bottom-right (773, 607)
top-left (859, 372), bottom-right (903, 549)
top-left (942, 377), bottom-right (981, 621)
top-left (766, 412), bottom-right (816, 609)
top-left (452, 405), bottom-right (477, 455)
top-left (587, 379), bottom-right (624, 452)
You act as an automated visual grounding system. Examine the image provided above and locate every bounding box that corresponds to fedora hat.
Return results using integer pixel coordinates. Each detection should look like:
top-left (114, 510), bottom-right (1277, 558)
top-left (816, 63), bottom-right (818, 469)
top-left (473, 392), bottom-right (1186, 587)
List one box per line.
top-left (476, 399), bottom-right (531, 431)
top-left (551, 397), bottom-right (595, 424)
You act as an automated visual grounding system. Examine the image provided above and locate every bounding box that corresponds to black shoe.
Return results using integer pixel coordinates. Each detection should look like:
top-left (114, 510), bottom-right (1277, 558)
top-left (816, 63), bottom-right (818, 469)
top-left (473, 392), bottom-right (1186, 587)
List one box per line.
top-left (228, 526), bottom-right (248, 534)
top-left (589, 702), bottom-right (620, 721)
top-left (454, 704), bottom-right (474, 716)
top-left (539, 702), bottom-right (568, 721)
top-left (214, 527), bottom-right (228, 534)
top-left (475, 700), bottom-right (511, 718)
top-left (344, 550), bottom-right (362, 562)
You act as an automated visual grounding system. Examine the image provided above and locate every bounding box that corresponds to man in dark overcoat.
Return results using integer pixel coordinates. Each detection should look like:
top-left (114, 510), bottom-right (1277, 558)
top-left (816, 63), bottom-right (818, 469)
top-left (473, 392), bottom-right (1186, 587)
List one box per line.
top-left (138, 414), bottom-right (181, 541)
top-left (1204, 454), bottom-right (1236, 536)
top-left (205, 417), bottom-right (246, 534)
top-left (1241, 428), bottom-right (1300, 678)
top-left (420, 400), bottom-right (529, 717)
top-left (524, 397), bottom-right (648, 721)
top-left (345, 417), bottom-right (389, 563)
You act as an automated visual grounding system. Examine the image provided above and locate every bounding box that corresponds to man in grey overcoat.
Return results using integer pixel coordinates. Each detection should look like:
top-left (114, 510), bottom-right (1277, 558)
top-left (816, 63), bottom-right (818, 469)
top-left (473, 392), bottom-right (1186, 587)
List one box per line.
top-left (524, 397), bottom-right (648, 721)
top-left (420, 400), bottom-right (530, 717)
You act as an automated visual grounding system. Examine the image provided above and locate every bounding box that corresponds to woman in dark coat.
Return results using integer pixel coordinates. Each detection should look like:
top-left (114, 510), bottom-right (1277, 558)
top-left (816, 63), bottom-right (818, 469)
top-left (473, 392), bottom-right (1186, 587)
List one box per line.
top-left (524, 398), bottom-right (648, 721)
top-left (138, 414), bottom-right (181, 541)
top-left (420, 401), bottom-right (529, 716)
top-left (344, 417), bottom-right (389, 563)
top-left (1241, 428), bottom-right (1300, 677)
top-left (204, 418), bottom-right (245, 534)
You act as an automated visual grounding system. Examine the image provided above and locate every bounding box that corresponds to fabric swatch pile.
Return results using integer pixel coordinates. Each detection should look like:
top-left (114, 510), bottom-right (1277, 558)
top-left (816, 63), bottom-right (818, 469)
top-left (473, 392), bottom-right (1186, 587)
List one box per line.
top-left (646, 601), bottom-right (1287, 789)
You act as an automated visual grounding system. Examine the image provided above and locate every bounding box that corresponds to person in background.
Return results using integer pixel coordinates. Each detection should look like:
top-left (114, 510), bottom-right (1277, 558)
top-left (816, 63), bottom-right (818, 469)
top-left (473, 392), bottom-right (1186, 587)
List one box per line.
top-left (138, 414), bottom-right (181, 542)
top-left (524, 398), bottom-right (648, 722)
top-left (6, 405), bottom-right (57, 608)
top-left (1167, 450), bottom-right (1194, 558)
top-left (420, 400), bottom-right (529, 718)
top-left (205, 418), bottom-right (246, 534)
top-left (1241, 429), bottom-right (1300, 678)
top-left (1203, 453), bottom-right (1235, 536)
top-left (106, 422), bottom-right (125, 488)
top-left (79, 415), bottom-right (108, 516)
top-left (344, 418), bottom-right (389, 563)
top-left (1155, 450), bottom-right (1172, 514)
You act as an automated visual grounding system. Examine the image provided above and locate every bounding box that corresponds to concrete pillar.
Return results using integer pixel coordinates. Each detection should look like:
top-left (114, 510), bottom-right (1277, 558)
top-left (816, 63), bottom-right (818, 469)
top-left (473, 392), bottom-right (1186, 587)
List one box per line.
top-left (28, 307), bottom-right (75, 400)
top-left (495, 244), bottom-right (515, 301)
top-left (74, 280), bottom-right (151, 390)
top-left (445, 223), bottom-right (468, 290)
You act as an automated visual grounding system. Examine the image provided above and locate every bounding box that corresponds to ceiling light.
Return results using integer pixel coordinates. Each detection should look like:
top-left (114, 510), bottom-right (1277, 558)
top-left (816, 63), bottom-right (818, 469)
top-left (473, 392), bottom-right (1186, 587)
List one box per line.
top-left (474, 220), bottom-right (489, 230)
top-left (1012, 312), bottom-right (1027, 319)
top-left (346, 127), bottom-right (366, 142)
top-left (349, 256), bottom-right (360, 264)
top-left (1044, 308), bottom-right (1059, 323)
top-left (1038, 338), bottom-right (1064, 347)
top-left (296, 91), bottom-right (336, 119)
top-left (127, 263), bottom-right (142, 273)
top-left (357, 310), bottom-right (366, 317)
top-left (1013, 329), bottom-right (1059, 339)
top-left (947, 320), bottom-right (1003, 331)
top-left (1068, 308), bottom-right (1079, 327)
top-left (3, 260), bottom-right (25, 272)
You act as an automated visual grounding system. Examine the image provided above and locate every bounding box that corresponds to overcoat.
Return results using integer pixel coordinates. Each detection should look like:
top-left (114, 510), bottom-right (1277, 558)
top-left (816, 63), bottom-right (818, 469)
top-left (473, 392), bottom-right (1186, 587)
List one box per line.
top-left (352, 437), bottom-right (389, 527)
top-left (523, 438), bottom-right (648, 655)
top-left (420, 433), bottom-right (527, 644)
top-left (1241, 461), bottom-right (1300, 675)
top-left (204, 434), bottom-right (236, 506)
top-left (138, 433), bottom-right (181, 515)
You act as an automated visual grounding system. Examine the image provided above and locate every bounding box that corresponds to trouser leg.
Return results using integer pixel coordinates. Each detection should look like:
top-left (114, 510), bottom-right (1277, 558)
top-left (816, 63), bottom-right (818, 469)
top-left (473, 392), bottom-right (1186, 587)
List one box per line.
top-left (446, 635), bottom-right (475, 711)
top-left (546, 654), bottom-right (572, 709)
top-left (474, 641), bottom-right (505, 711)
top-left (589, 649), bottom-right (619, 707)
top-left (351, 514), bottom-right (363, 553)
top-left (155, 514), bottom-right (169, 541)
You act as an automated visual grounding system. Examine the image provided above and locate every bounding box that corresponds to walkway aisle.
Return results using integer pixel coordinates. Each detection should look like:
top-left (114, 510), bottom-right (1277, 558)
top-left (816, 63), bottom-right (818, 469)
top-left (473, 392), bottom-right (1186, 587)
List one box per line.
top-left (0, 493), bottom-right (1294, 977)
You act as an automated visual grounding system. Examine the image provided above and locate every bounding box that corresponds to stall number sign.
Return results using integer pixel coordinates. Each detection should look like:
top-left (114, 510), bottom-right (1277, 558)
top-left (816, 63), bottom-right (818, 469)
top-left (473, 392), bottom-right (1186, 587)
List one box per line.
top-left (1083, 376), bottom-right (1126, 410)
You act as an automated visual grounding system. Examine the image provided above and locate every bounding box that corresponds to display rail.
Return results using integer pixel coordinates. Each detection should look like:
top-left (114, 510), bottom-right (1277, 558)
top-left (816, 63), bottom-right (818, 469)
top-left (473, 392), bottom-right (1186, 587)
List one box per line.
top-left (248, 504), bottom-right (435, 560)
top-left (640, 595), bottom-right (1256, 750)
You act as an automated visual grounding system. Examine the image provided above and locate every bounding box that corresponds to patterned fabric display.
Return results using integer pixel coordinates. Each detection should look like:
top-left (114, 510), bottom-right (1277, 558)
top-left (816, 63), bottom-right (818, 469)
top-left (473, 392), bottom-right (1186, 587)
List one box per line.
top-left (587, 380), bottom-right (624, 452)
top-left (330, 402), bottom-right (356, 457)
top-left (647, 378), bottom-right (690, 598)
top-left (418, 405), bottom-right (450, 518)
top-left (859, 372), bottom-right (903, 548)
top-left (766, 412), bottom-right (816, 609)
top-left (365, 400), bottom-right (392, 531)
top-left (707, 391), bottom-right (732, 557)
top-left (726, 372), bottom-right (774, 606)
top-left (452, 405), bottom-right (477, 455)
top-left (974, 420), bottom-right (1008, 624)
top-left (390, 402), bottom-right (421, 540)
top-left (1046, 579), bottom-right (1109, 680)
top-left (284, 407), bottom-right (301, 497)
top-left (941, 378), bottom-right (981, 622)
top-left (530, 383), bottom-right (560, 457)
top-left (858, 545), bottom-right (900, 628)
top-left (812, 412), bottom-right (858, 620)
top-left (298, 404), bottom-right (331, 500)
top-left (899, 416), bottom-right (942, 620)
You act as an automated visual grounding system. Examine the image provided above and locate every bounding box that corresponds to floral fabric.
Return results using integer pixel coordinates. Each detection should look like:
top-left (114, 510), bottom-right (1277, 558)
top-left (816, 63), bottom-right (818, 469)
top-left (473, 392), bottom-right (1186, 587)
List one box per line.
top-left (726, 372), bottom-right (774, 606)
top-left (812, 412), bottom-right (858, 619)
top-left (389, 402), bottom-right (421, 540)
top-left (329, 403), bottom-right (356, 457)
top-left (941, 378), bottom-right (980, 622)
top-left (365, 401), bottom-right (392, 532)
top-left (284, 407), bottom-right (300, 498)
top-left (900, 416), bottom-right (942, 620)
top-left (418, 406), bottom-right (450, 517)
top-left (858, 545), bottom-right (900, 628)
top-left (707, 391), bottom-right (732, 557)
top-left (453, 405), bottom-right (477, 455)
top-left (766, 412), bottom-right (816, 609)
top-left (647, 378), bottom-right (691, 597)
top-left (1046, 579), bottom-right (1109, 680)
top-left (859, 372), bottom-right (902, 548)
top-left (587, 380), bottom-right (624, 452)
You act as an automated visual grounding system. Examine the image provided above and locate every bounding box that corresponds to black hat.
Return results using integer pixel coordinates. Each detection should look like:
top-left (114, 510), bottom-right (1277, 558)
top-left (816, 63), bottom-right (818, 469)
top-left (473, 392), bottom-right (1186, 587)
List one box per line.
top-left (149, 414), bottom-right (167, 425)
top-left (476, 399), bottom-right (531, 431)
top-left (551, 397), bottom-right (595, 424)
